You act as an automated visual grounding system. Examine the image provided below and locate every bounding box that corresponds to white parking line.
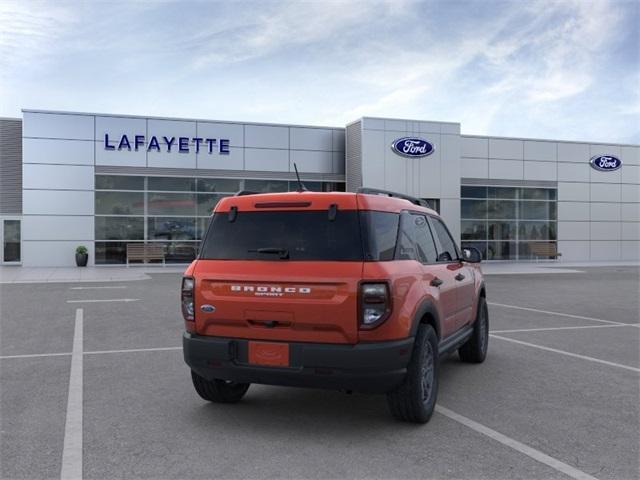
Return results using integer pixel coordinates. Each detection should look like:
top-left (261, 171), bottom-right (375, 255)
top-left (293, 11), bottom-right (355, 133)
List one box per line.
top-left (491, 334), bottom-right (640, 373)
top-left (488, 302), bottom-right (626, 326)
top-left (1, 346), bottom-right (182, 360)
top-left (0, 352), bottom-right (71, 359)
top-left (492, 324), bottom-right (640, 334)
top-left (69, 286), bottom-right (127, 290)
top-left (65, 298), bottom-right (139, 304)
top-left (436, 405), bottom-right (599, 480)
top-left (84, 346), bottom-right (181, 355)
top-left (60, 308), bottom-right (83, 480)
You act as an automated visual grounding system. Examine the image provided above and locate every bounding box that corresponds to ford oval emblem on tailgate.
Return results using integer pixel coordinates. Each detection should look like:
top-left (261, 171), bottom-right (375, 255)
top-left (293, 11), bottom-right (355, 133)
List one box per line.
top-left (201, 304), bottom-right (215, 313)
top-left (391, 137), bottom-right (435, 158)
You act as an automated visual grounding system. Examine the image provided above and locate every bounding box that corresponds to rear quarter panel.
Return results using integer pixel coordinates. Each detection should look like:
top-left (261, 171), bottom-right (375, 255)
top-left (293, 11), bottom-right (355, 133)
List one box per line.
top-left (358, 261), bottom-right (430, 342)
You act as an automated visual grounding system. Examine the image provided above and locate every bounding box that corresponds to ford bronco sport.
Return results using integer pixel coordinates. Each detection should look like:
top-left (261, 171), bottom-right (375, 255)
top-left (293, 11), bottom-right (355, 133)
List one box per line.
top-left (182, 188), bottom-right (488, 423)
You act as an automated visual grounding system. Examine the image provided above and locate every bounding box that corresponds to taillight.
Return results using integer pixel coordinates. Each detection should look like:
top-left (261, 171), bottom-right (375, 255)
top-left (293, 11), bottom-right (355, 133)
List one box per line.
top-left (181, 276), bottom-right (195, 321)
top-left (359, 282), bottom-right (391, 329)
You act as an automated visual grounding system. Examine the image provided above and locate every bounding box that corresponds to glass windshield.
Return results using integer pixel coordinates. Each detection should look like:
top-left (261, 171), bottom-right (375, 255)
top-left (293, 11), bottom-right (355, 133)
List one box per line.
top-left (200, 210), bottom-right (363, 261)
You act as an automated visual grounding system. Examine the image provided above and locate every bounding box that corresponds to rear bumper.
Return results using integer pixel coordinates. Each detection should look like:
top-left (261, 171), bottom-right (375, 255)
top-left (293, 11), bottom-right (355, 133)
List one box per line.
top-left (183, 332), bottom-right (414, 393)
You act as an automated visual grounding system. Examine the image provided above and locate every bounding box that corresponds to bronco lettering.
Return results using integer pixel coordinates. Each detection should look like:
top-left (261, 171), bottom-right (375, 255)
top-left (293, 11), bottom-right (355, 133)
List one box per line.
top-left (230, 285), bottom-right (311, 294)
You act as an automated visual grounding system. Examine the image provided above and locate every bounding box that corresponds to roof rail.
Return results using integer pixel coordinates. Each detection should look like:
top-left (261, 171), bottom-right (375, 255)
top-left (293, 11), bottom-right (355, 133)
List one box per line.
top-left (235, 190), bottom-right (260, 196)
top-left (357, 187), bottom-right (430, 208)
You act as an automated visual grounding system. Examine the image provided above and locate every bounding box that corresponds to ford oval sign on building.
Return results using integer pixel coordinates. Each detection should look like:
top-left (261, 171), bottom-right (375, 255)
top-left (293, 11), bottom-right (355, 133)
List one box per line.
top-left (590, 155), bottom-right (622, 172)
top-left (391, 137), bottom-right (435, 158)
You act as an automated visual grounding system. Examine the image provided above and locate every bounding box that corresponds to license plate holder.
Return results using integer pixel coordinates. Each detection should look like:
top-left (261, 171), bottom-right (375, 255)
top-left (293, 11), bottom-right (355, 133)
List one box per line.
top-left (248, 341), bottom-right (290, 367)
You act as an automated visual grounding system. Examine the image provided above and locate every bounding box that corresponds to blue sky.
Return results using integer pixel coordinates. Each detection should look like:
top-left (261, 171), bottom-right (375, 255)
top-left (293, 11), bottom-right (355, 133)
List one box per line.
top-left (1, 0), bottom-right (638, 142)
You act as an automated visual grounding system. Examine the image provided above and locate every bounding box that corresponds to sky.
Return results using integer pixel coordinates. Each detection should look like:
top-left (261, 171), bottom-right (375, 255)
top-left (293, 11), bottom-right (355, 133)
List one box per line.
top-left (0, 0), bottom-right (638, 143)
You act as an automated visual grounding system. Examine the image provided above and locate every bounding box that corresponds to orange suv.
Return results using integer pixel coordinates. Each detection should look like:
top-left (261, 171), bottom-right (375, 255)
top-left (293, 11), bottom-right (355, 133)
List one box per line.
top-left (182, 187), bottom-right (488, 423)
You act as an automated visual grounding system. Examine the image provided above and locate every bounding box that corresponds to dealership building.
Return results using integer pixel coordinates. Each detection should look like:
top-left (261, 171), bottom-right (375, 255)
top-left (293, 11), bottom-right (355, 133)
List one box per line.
top-left (0, 109), bottom-right (638, 267)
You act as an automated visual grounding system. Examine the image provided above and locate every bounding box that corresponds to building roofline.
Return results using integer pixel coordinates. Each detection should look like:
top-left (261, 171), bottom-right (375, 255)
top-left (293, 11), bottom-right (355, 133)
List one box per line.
top-left (21, 108), bottom-right (343, 131)
top-left (461, 133), bottom-right (639, 148)
top-left (345, 116), bottom-right (460, 128)
top-left (18, 109), bottom-right (638, 147)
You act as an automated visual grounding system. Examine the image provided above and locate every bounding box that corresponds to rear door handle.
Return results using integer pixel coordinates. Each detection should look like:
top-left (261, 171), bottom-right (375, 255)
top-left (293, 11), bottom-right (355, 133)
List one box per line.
top-left (455, 273), bottom-right (465, 281)
top-left (430, 277), bottom-right (443, 287)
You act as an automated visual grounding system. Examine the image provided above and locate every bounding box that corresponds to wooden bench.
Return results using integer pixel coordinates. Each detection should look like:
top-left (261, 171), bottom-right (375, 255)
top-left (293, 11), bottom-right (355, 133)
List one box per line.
top-left (126, 244), bottom-right (165, 266)
top-left (528, 242), bottom-right (562, 261)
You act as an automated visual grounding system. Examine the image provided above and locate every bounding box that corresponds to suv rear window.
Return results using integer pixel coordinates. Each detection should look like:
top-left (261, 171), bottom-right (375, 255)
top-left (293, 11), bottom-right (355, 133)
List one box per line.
top-left (200, 210), bottom-right (363, 261)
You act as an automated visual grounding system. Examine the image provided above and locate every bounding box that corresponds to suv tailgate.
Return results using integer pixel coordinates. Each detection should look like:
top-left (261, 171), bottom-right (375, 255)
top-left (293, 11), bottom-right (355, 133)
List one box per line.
top-left (193, 260), bottom-right (362, 344)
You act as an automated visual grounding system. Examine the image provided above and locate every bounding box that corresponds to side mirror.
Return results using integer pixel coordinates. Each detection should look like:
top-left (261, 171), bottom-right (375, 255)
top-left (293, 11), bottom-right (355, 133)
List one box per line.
top-left (437, 252), bottom-right (453, 262)
top-left (462, 247), bottom-right (482, 263)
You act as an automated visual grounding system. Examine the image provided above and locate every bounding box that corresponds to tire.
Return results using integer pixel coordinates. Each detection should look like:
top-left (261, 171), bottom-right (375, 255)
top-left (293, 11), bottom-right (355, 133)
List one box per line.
top-left (191, 370), bottom-right (250, 403)
top-left (459, 296), bottom-right (489, 363)
top-left (386, 324), bottom-right (439, 424)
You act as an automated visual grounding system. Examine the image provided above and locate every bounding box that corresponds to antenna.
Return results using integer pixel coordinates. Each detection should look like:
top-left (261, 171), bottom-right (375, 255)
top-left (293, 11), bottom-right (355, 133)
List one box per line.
top-left (293, 163), bottom-right (307, 192)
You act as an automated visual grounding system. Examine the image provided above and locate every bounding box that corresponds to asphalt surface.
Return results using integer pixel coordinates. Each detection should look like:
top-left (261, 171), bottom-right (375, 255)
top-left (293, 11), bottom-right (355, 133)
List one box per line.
top-left (1, 266), bottom-right (639, 479)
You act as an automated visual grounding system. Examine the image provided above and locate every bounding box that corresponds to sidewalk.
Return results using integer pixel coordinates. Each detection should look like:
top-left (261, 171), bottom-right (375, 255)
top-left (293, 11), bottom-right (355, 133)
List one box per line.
top-left (481, 260), bottom-right (640, 275)
top-left (1, 261), bottom-right (637, 284)
top-left (0, 265), bottom-right (187, 284)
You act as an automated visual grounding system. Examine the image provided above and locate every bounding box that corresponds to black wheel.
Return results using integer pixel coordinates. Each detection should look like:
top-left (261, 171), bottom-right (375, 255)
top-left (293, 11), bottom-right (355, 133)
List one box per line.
top-left (459, 296), bottom-right (489, 363)
top-left (191, 371), bottom-right (250, 403)
top-left (386, 324), bottom-right (439, 424)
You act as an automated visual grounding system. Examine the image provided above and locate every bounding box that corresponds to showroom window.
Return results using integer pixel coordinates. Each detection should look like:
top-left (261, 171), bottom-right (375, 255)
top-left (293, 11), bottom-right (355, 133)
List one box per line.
top-left (95, 175), bottom-right (345, 264)
top-left (460, 185), bottom-right (557, 260)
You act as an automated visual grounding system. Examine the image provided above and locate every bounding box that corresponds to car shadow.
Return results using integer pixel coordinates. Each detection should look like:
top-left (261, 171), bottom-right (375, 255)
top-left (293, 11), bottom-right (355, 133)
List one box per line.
top-left (184, 357), bottom-right (482, 436)
top-left (190, 386), bottom-right (406, 434)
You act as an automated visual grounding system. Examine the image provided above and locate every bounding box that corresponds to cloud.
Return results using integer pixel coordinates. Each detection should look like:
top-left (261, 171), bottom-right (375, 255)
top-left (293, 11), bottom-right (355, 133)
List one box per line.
top-left (0, 0), bottom-right (636, 143)
top-left (187, 0), bottom-right (409, 68)
top-left (0, 1), bottom-right (78, 66)
top-left (333, 0), bottom-right (633, 141)
top-left (483, 0), bottom-right (622, 103)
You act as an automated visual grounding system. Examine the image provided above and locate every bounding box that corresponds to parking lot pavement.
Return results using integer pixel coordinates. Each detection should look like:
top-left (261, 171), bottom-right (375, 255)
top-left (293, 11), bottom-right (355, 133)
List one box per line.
top-left (1, 356), bottom-right (69, 479)
top-left (485, 266), bottom-right (640, 324)
top-left (83, 351), bottom-right (562, 480)
top-left (1, 267), bottom-right (639, 480)
top-left (0, 282), bottom-right (78, 356)
top-left (493, 325), bottom-right (640, 369)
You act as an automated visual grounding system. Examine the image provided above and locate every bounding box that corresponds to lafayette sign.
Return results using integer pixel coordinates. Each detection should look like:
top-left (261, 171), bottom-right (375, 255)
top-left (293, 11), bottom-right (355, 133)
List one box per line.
top-left (104, 134), bottom-right (231, 154)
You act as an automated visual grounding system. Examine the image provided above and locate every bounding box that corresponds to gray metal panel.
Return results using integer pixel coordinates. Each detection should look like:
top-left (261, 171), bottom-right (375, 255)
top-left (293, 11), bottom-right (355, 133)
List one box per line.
top-left (0, 118), bottom-right (22, 214)
top-left (23, 111), bottom-right (94, 140)
top-left (290, 127), bottom-right (333, 151)
top-left (23, 164), bottom-right (94, 190)
top-left (461, 177), bottom-right (558, 188)
top-left (290, 150), bottom-right (333, 174)
top-left (94, 165), bottom-right (345, 182)
top-left (244, 124), bottom-right (288, 149)
top-left (345, 121), bottom-right (362, 192)
top-left (24, 138), bottom-right (94, 165)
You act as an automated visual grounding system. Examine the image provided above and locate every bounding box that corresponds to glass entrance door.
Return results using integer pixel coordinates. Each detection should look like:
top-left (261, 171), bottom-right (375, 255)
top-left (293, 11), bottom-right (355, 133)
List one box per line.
top-left (1, 218), bottom-right (21, 264)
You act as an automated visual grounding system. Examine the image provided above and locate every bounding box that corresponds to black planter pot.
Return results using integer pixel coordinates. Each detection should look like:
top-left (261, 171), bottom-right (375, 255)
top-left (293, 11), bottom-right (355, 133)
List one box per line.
top-left (75, 253), bottom-right (88, 267)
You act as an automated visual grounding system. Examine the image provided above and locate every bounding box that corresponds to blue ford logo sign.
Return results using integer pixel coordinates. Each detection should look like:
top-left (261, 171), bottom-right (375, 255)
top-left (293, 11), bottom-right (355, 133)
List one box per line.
top-left (391, 137), bottom-right (434, 158)
top-left (590, 155), bottom-right (622, 172)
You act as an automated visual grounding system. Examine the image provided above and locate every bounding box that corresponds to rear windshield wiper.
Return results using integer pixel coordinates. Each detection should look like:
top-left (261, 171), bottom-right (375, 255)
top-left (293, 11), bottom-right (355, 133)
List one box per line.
top-left (248, 247), bottom-right (290, 260)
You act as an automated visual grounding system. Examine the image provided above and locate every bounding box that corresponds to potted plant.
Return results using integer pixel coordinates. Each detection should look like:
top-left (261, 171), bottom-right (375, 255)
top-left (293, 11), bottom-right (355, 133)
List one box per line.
top-left (75, 245), bottom-right (88, 267)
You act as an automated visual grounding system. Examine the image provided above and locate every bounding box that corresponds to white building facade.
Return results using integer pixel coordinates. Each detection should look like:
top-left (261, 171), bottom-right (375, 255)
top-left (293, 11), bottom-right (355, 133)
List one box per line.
top-left (0, 109), bottom-right (637, 266)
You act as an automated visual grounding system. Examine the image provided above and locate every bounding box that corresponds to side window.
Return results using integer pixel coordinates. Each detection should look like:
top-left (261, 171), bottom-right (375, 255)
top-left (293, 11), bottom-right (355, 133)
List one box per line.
top-left (430, 217), bottom-right (459, 262)
top-left (395, 213), bottom-right (438, 263)
top-left (360, 211), bottom-right (400, 261)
